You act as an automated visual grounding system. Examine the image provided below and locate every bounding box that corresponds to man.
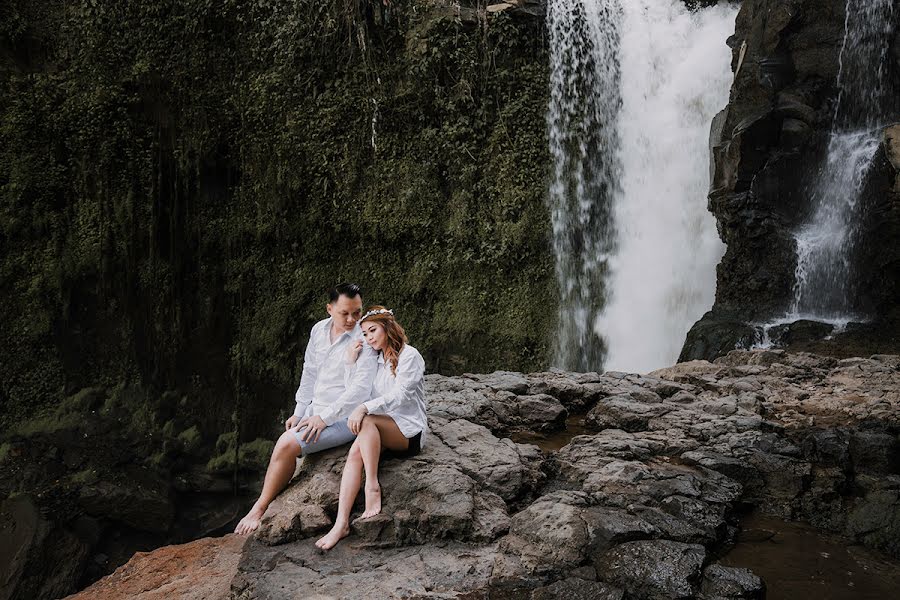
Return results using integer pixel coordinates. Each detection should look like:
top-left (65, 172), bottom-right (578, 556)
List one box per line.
top-left (235, 283), bottom-right (377, 535)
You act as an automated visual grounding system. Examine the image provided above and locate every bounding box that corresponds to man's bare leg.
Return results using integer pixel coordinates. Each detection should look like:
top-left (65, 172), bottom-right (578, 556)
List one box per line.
top-left (235, 431), bottom-right (301, 535)
top-left (315, 441), bottom-right (363, 550)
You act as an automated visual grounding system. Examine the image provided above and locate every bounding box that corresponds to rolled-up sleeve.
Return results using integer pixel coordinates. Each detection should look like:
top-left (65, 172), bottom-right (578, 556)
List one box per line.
top-left (364, 350), bottom-right (425, 415)
top-left (293, 323), bottom-right (321, 418)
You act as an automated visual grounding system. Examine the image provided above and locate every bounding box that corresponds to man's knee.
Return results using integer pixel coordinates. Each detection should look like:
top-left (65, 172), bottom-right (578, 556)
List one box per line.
top-left (275, 431), bottom-right (301, 458)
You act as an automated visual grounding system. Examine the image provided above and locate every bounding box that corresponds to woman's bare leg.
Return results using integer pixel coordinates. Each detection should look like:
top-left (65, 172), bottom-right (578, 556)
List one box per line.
top-left (315, 442), bottom-right (363, 550)
top-left (357, 415), bottom-right (409, 519)
top-left (235, 430), bottom-right (302, 535)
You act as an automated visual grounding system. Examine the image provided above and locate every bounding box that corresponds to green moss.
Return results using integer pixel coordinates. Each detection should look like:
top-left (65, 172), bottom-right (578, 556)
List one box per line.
top-left (0, 1), bottom-right (556, 436)
top-left (162, 419), bottom-right (177, 439)
top-left (177, 425), bottom-right (202, 453)
top-left (206, 434), bottom-right (273, 473)
top-left (0, 443), bottom-right (10, 463)
top-left (146, 451), bottom-right (168, 470)
top-left (9, 412), bottom-right (82, 437)
top-left (69, 468), bottom-right (100, 485)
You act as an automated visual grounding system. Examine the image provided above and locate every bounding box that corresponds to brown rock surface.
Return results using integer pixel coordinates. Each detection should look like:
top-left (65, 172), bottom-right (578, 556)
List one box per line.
top-left (66, 535), bottom-right (247, 600)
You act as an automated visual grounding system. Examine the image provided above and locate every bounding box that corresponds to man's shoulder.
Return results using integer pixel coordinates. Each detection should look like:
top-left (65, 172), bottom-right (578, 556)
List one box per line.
top-left (310, 317), bottom-right (331, 334)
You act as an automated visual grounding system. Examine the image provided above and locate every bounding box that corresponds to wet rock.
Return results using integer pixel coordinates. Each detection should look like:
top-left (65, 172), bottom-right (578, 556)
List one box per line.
top-left (1, 495), bottom-right (91, 600)
top-left (492, 392), bottom-right (568, 430)
top-left (699, 563), bottom-right (765, 599)
top-left (594, 540), bottom-right (706, 600)
top-left (78, 472), bottom-right (174, 533)
top-left (531, 578), bottom-right (624, 600)
top-left (845, 474), bottom-right (900, 556)
top-left (849, 430), bottom-right (900, 475)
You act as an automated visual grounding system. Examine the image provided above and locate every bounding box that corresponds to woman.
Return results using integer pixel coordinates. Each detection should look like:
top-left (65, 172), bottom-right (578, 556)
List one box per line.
top-left (315, 306), bottom-right (428, 550)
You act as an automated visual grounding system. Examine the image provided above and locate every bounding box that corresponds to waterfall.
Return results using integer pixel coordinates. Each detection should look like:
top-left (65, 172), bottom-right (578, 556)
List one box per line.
top-left (547, 0), bottom-right (737, 373)
top-left (547, 0), bottom-right (623, 372)
top-left (788, 0), bottom-right (897, 323)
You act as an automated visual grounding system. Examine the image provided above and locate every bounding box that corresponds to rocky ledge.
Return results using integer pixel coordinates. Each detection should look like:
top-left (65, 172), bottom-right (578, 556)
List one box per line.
top-left (71, 350), bottom-right (899, 599)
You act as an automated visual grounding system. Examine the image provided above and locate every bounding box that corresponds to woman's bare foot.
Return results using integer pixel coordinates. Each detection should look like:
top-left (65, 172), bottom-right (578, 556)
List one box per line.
top-left (234, 504), bottom-right (265, 535)
top-left (315, 523), bottom-right (350, 550)
top-left (360, 484), bottom-right (382, 518)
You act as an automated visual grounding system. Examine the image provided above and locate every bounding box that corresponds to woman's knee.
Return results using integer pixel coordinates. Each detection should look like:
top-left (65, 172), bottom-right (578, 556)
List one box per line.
top-left (347, 441), bottom-right (363, 461)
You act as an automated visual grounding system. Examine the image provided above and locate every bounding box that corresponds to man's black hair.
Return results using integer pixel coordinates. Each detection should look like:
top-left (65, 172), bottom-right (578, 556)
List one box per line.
top-left (328, 282), bottom-right (362, 302)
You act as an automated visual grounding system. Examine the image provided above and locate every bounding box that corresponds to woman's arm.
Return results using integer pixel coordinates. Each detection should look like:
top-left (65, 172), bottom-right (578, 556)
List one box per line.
top-left (362, 348), bottom-right (425, 415)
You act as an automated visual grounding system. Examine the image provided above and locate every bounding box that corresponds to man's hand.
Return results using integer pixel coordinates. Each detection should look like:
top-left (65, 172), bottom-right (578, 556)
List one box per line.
top-left (345, 339), bottom-right (363, 364)
top-left (285, 415), bottom-right (301, 431)
top-left (293, 415), bottom-right (327, 443)
top-left (348, 404), bottom-right (368, 435)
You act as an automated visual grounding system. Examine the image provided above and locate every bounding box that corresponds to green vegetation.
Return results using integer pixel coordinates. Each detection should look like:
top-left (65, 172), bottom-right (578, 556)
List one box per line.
top-left (206, 432), bottom-right (274, 473)
top-left (0, 1), bottom-right (556, 435)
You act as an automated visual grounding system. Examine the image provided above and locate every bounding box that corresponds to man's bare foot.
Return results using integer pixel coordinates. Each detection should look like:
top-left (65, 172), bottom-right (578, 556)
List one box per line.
top-left (234, 504), bottom-right (265, 535)
top-left (315, 523), bottom-right (350, 550)
top-left (360, 484), bottom-right (382, 519)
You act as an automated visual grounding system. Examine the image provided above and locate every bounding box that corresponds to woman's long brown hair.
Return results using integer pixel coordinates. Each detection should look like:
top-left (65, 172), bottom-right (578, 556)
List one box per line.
top-left (360, 306), bottom-right (408, 375)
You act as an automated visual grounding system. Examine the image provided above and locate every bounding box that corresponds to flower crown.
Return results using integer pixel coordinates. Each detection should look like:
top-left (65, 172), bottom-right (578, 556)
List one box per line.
top-left (360, 308), bottom-right (394, 322)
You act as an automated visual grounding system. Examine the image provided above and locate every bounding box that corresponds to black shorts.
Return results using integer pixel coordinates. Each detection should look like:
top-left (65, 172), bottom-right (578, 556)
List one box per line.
top-left (382, 431), bottom-right (422, 460)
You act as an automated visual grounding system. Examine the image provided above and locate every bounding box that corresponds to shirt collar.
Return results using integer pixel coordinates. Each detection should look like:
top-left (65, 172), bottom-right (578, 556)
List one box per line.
top-left (324, 317), bottom-right (356, 342)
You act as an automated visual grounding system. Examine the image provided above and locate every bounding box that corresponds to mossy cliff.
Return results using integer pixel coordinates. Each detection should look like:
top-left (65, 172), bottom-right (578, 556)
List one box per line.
top-left (0, 1), bottom-right (555, 429)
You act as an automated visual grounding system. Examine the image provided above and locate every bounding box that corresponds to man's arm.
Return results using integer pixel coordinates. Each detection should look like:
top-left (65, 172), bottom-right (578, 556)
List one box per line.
top-left (318, 346), bottom-right (378, 425)
top-left (293, 323), bottom-right (321, 418)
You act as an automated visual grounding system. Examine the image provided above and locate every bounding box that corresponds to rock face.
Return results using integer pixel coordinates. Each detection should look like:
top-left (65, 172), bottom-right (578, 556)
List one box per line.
top-left (681, 0), bottom-right (900, 361)
top-left (72, 350), bottom-right (899, 599)
top-left (68, 535), bottom-right (247, 600)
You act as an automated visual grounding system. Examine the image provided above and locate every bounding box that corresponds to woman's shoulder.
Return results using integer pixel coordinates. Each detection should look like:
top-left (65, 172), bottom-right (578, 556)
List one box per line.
top-left (399, 344), bottom-right (425, 366)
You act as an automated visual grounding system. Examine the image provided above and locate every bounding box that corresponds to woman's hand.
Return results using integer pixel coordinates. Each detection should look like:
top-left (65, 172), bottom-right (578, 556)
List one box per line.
top-left (348, 404), bottom-right (369, 435)
top-left (345, 339), bottom-right (364, 364)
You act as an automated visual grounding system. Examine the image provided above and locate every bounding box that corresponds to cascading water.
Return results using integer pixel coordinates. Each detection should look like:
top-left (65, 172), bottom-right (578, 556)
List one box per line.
top-left (548, 0), bottom-right (737, 373)
top-left (547, 0), bottom-right (622, 371)
top-left (787, 0), bottom-right (897, 323)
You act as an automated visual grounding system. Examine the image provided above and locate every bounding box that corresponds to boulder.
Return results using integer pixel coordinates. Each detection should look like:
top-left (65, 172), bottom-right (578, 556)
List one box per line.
top-left (68, 535), bottom-right (248, 600)
top-left (595, 540), bottom-right (706, 599)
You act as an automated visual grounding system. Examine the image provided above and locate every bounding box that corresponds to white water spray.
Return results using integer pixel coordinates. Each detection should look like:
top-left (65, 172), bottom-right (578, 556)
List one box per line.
top-left (597, 0), bottom-right (736, 373)
top-left (786, 0), bottom-right (895, 322)
top-left (547, 0), bottom-right (737, 373)
top-left (547, 0), bottom-right (623, 371)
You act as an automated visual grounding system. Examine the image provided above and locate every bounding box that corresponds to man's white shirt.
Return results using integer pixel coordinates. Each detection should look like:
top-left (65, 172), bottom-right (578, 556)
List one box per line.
top-left (293, 317), bottom-right (377, 424)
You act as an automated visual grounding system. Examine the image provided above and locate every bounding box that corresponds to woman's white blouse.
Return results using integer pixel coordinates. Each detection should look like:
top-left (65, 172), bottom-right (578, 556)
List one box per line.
top-left (356, 344), bottom-right (428, 448)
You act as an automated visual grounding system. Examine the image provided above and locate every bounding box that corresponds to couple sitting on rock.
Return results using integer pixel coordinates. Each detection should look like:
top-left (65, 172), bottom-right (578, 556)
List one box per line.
top-left (234, 283), bottom-right (428, 550)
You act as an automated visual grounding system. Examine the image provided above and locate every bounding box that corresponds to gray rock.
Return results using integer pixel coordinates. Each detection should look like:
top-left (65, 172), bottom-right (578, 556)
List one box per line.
top-left (0, 495), bottom-right (91, 600)
top-left (531, 578), bottom-right (624, 600)
top-left (595, 540), bottom-right (706, 599)
top-left (849, 431), bottom-right (900, 475)
top-left (699, 563), bottom-right (765, 599)
top-left (586, 396), bottom-right (672, 432)
top-left (78, 471), bottom-right (173, 533)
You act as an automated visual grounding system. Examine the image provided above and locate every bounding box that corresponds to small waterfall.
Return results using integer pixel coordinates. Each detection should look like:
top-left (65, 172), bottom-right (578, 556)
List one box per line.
top-left (547, 0), bottom-right (736, 372)
top-left (547, 0), bottom-right (623, 371)
top-left (788, 0), bottom-right (896, 322)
